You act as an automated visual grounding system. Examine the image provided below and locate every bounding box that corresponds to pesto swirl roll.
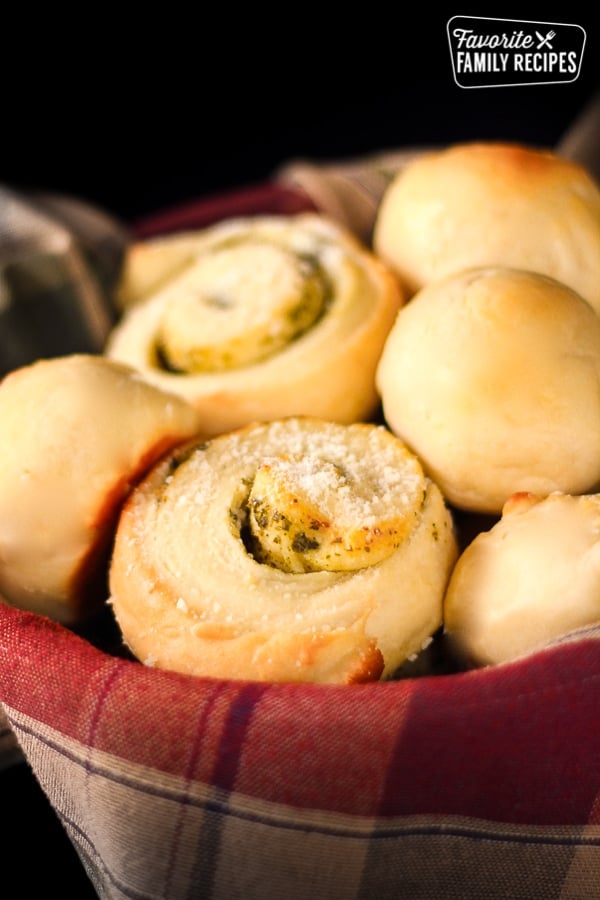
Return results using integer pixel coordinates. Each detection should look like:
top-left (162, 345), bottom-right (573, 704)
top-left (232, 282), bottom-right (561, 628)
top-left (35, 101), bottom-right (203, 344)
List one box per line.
top-left (109, 417), bottom-right (458, 684)
top-left (106, 214), bottom-right (405, 435)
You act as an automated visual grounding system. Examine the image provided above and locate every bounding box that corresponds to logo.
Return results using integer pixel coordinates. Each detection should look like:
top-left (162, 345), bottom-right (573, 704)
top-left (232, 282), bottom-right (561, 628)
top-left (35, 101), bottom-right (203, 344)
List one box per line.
top-left (447, 16), bottom-right (586, 88)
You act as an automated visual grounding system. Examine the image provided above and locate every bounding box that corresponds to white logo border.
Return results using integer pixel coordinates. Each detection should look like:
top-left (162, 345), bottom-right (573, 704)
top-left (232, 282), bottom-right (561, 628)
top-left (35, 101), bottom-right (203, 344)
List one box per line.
top-left (446, 16), bottom-right (587, 89)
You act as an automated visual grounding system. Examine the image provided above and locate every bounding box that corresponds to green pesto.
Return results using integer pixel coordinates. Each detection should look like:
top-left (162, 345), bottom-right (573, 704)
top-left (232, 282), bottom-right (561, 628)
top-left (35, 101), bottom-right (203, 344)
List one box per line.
top-left (152, 246), bottom-right (336, 375)
top-left (271, 509), bottom-right (291, 530)
top-left (291, 532), bottom-right (321, 553)
top-left (250, 499), bottom-right (270, 530)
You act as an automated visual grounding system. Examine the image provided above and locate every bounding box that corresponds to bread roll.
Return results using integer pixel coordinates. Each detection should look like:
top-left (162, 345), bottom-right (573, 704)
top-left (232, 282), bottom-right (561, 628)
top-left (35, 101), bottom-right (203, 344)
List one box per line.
top-left (105, 214), bottom-right (404, 435)
top-left (444, 491), bottom-right (600, 668)
top-left (373, 142), bottom-right (600, 312)
top-left (0, 354), bottom-right (203, 624)
top-left (109, 417), bottom-right (458, 684)
top-left (376, 266), bottom-right (600, 514)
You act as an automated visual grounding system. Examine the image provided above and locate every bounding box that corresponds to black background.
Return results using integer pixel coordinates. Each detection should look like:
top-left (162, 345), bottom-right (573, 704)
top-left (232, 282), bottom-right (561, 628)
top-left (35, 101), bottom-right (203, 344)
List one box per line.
top-left (2, 7), bottom-right (598, 227)
top-left (1, 6), bottom-right (598, 897)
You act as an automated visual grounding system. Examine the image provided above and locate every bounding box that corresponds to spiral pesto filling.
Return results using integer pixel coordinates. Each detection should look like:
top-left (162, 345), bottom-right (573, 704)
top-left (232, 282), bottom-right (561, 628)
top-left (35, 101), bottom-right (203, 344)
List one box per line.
top-left (241, 448), bottom-right (426, 574)
top-left (154, 238), bottom-right (331, 373)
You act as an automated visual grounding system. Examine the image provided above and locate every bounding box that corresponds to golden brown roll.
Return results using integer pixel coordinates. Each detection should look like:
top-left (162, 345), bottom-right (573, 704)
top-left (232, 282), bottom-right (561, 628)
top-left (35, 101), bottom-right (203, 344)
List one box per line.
top-left (105, 214), bottom-right (405, 435)
top-left (444, 491), bottom-right (600, 668)
top-left (376, 266), bottom-right (600, 515)
top-left (0, 354), bottom-right (203, 625)
top-left (109, 417), bottom-right (458, 684)
top-left (373, 142), bottom-right (600, 311)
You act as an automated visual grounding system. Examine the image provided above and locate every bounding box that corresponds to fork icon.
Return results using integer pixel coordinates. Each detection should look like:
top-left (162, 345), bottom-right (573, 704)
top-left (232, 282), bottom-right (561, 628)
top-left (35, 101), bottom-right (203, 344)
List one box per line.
top-left (536, 29), bottom-right (556, 48)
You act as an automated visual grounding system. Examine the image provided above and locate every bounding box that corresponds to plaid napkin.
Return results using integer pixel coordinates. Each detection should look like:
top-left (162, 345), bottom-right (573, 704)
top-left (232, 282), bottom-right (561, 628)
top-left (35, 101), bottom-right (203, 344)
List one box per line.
top-left (2, 173), bottom-right (600, 899)
top-left (0, 184), bottom-right (128, 378)
top-left (2, 602), bottom-right (600, 899)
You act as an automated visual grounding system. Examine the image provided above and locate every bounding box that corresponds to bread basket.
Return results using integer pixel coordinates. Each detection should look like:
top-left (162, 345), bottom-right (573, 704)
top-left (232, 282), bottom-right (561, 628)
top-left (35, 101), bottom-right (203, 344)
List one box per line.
top-left (2, 113), bottom-right (600, 897)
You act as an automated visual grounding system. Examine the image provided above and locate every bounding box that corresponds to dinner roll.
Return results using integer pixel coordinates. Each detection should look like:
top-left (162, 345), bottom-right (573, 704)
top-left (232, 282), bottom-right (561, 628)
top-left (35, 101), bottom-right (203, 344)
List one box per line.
top-left (0, 354), bottom-right (203, 624)
top-left (444, 491), bottom-right (600, 668)
top-left (109, 417), bottom-right (458, 684)
top-left (376, 266), bottom-right (600, 514)
top-left (373, 142), bottom-right (600, 312)
top-left (106, 213), bottom-right (405, 436)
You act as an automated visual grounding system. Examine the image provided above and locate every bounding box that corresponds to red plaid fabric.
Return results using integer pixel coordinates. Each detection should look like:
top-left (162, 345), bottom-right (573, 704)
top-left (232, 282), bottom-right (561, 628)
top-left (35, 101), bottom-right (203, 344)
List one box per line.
top-left (131, 181), bottom-right (319, 239)
top-left (2, 179), bottom-right (600, 899)
top-left (1, 603), bottom-right (600, 899)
